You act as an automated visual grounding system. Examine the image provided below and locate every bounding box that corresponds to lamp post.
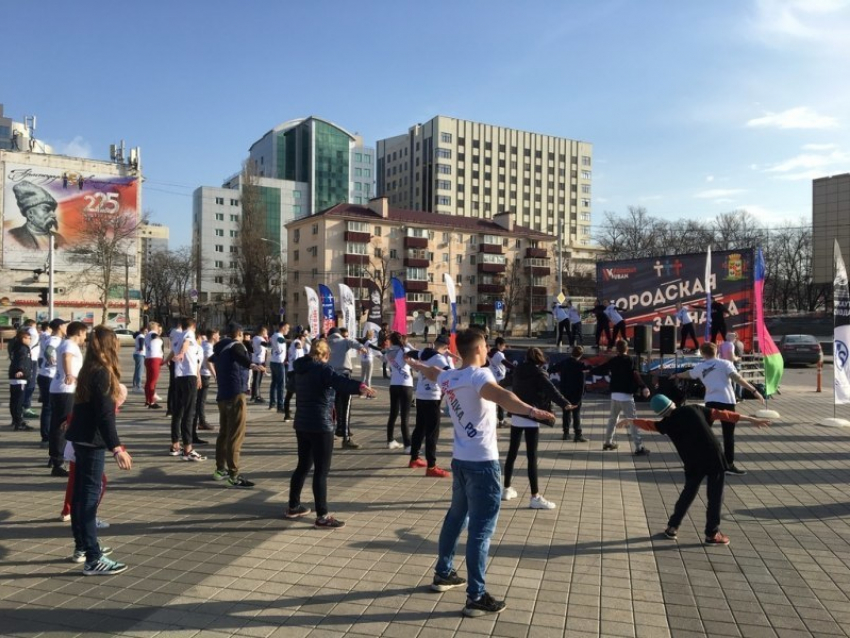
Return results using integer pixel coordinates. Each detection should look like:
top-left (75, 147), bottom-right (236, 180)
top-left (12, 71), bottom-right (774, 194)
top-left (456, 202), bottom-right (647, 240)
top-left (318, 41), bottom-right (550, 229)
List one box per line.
top-left (260, 237), bottom-right (284, 323)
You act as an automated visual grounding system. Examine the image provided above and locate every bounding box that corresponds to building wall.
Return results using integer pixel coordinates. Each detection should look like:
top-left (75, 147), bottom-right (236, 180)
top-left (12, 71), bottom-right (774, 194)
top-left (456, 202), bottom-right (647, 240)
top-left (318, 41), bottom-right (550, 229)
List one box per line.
top-left (285, 207), bottom-right (554, 332)
top-left (813, 173), bottom-right (850, 285)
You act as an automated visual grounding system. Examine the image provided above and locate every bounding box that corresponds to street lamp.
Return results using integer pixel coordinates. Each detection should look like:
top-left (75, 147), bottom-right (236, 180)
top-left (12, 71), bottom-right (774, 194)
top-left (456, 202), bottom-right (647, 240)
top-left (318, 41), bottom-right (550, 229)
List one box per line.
top-left (260, 237), bottom-right (285, 323)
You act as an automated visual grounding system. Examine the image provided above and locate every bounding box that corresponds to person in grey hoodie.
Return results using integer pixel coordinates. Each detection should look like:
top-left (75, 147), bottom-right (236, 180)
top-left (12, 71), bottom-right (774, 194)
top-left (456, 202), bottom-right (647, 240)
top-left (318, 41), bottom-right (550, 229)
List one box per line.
top-left (327, 327), bottom-right (367, 450)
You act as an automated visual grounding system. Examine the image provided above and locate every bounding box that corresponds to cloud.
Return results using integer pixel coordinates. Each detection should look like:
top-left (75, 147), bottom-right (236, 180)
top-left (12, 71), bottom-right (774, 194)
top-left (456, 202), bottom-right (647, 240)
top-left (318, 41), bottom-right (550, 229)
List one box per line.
top-left (595, 197), bottom-right (609, 203)
top-left (750, 0), bottom-right (850, 48)
top-left (53, 135), bottom-right (93, 158)
top-left (746, 106), bottom-right (838, 129)
top-left (694, 188), bottom-right (746, 199)
top-left (738, 203), bottom-right (800, 223)
top-left (706, 175), bottom-right (715, 183)
top-left (802, 143), bottom-right (837, 150)
top-left (764, 148), bottom-right (848, 175)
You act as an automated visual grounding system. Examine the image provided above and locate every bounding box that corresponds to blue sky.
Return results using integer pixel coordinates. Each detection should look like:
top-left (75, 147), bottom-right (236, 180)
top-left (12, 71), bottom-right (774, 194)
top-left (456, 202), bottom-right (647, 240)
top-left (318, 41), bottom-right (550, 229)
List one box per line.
top-left (2, 0), bottom-right (848, 248)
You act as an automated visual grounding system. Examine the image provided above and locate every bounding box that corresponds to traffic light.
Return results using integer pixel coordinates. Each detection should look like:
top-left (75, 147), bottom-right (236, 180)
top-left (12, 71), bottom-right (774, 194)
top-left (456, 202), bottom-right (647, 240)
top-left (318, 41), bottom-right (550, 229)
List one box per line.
top-left (38, 288), bottom-right (49, 305)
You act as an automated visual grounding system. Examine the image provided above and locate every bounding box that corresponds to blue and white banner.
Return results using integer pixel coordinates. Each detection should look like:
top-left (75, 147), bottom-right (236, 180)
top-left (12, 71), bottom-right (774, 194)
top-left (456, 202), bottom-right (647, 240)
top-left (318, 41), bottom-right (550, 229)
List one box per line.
top-left (834, 240), bottom-right (850, 405)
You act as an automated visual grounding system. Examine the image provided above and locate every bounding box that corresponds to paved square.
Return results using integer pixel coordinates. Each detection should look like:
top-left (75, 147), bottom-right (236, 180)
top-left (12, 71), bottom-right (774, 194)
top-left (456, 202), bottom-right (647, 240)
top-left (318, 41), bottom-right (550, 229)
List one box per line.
top-left (2, 358), bottom-right (849, 637)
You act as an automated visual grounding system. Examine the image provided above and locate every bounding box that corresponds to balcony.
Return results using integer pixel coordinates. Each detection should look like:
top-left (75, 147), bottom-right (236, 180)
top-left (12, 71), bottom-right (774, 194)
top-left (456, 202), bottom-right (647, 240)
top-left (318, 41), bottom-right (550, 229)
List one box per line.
top-left (531, 286), bottom-right (547, 295)
top-left (343, 277), bottom-right (367, 288)
top-left (407, 301), bottom-right (431, 313)
top-left (526, 247), bottom-right (548, 258)
top-left (344, 231), bottom-right (371, 243)
top-left (344, 254), bottom-right (370, 265)
top-left (404, 257), bottom-right (430, 268)
top-left (477, 283), bottom-right (506, 294)
top-left (479, 243), bottom-right (504, 254)
top-left (478, 262), bottom-right (506, 274)
top-left (404, 236), bottom-right (428, 249)
top-left (477, 303), bottom-right (496, 312)
top-left (405, 280), bottom-right (429, 292)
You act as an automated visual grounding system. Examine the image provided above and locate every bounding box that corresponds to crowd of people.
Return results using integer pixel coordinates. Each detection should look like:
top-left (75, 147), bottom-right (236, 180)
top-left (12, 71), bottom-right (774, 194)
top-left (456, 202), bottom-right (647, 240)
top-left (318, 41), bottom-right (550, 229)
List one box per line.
top-left (6, 315), bottom-right (770, 617)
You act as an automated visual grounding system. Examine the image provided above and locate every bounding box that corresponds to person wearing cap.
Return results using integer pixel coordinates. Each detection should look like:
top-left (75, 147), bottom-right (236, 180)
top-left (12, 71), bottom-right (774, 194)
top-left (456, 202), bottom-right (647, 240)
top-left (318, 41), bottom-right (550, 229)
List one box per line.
top-left (209, 322), bottom-right (266, 488)
top-left (408, 335), bottom-right (458, 477)
top-left (9, 181), bottom-right (67, 250)
top-left (37, 319), bottom-right (66, 446)
top-left (617, 394), bottom-right (770, 545)
top-left (671, 341), bottom-right (764, 475)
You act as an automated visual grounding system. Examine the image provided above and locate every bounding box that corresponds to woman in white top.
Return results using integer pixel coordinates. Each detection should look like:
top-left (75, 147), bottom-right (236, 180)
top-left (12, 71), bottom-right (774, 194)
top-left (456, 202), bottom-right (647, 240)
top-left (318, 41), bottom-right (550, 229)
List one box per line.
top-left (48, 321), bottom-right (87, 476)
top-left (143, 322), bottom-right (164, 409)
top-left (360, 329), bottom-right (381, 390)
top-left (386, 332), bottom-right (414, 450)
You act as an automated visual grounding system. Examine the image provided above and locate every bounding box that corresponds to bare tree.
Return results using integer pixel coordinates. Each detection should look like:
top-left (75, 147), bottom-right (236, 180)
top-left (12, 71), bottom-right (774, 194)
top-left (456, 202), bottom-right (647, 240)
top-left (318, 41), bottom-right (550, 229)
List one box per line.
top-left (67, 207), bottom-right (147, 325)
top-left (140, 247), bottom-right (196, 325)
top-left (362, 238), bottom-right (393, 317)
top-left (502, 257), bottom-right (527, 333)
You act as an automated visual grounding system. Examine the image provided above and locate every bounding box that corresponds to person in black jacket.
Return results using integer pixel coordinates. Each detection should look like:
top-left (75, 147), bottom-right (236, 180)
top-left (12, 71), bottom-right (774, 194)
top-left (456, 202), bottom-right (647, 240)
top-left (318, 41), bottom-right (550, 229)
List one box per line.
top-left (550, 346), bottom-right (590, 442)
top-left (592, 339), bottom-right (651, 454)
top-left (9, 328), bottom-right (33, 431)
top-left (64, 326), bottom-right (133, 575)
top-left (210, 323), bottom-right (266, 488)
top-left (503, 348), bottom-right (573, 510)
top-left (618, 394), bottom-right (769, 545)
top-left (591, 299), bottom-right (612, 350)
top-left (284, 339), bottom-right (375, 528)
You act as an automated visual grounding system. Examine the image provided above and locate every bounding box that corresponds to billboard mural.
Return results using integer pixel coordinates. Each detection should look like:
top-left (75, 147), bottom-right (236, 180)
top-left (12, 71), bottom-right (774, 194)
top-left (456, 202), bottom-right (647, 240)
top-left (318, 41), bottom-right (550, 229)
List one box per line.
top-left (3, 163), bottom-right (139, 270)
top-left (596, 249), bottom-right (754, 349)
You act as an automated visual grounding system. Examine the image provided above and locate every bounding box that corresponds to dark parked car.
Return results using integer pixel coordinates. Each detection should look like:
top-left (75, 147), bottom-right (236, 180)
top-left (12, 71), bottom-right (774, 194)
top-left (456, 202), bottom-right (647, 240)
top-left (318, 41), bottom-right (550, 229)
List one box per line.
top-left (778, 334), bottom-right (823, 366)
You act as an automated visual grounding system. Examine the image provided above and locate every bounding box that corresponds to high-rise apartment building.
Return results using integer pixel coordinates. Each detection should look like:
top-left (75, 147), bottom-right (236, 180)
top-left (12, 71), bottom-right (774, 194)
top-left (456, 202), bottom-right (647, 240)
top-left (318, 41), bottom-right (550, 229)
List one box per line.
top-left (193, 117), bottom-right (375, 323)
top-left (377, 115), bottom-right (594, 268)
top-left (812, 173), bottom-right (850, 285)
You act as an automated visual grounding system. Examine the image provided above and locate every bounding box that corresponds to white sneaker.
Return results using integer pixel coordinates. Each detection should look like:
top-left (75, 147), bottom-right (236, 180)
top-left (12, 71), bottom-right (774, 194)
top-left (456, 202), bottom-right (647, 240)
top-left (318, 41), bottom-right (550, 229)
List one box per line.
top-left (60, 513), bottom-right (71, 522)
top-left (502, 486), bottom-right (517, 501)
top-left (530, 495), bottom-right (556, 510)
top-left (387, 440), bottom-right (403, 450)
top-left (96, 518), bottom-right (110, 529)
top-left (404, 446), bottom-right (411, 454)
top-left (153, 393), bottom-right (163, 402)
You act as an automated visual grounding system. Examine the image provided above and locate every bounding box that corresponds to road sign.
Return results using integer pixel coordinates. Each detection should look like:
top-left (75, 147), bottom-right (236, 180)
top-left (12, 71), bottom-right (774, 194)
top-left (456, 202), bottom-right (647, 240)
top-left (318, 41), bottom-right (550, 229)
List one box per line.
top-left (190, 289), bottom-right (199, 302)
top-left (495, 300), bottom-right (504, 311)
top-left (557, 292), bottom-right (566, 304)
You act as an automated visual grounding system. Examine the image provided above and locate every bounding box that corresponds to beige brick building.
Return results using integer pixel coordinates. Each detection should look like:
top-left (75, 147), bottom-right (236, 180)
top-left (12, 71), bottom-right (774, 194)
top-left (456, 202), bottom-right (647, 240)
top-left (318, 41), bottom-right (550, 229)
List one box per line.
top-left (812, 173), bottom-right (850, 285)
top-left (284, 197), bottom-right (555, 333)
top-left (377, 115), bottom-right (596, 275)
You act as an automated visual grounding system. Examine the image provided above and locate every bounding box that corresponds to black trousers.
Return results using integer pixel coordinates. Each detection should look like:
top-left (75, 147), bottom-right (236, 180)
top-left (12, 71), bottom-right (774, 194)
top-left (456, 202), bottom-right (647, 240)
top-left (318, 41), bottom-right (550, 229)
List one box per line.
top-left (596, 322), bottom-right (611, 347)
top-left (283, 372), bottom-right (295, 417)
top-left (194, 375), bottom-right (211, 427)
top-left (563, 403), bottom-right (582, 437)
top-left (557, 319), bottom-right (571, 346)
top-left (705, 401), bottom-right (737, 466)
top-left (334, 371), bottom-right (353, 440)
top-left (680, 323), bottom-right (700, 350)
top-left (289, 430), bottom-right (334, 517)
top-left (410, 398), bottom-right (441, 467)
top-left (166, 361), bottom-right (176, 414)
top-left (504, 426), bottom-right (540, 494)
top-left (171, 376), bottom-right (198, 446)
top-left (9, 384), bottom-right (25, 428)
top-left (251, 369), bottom-right (264, 399)
top-left (387, 385), bottom-right (413, 446)
top-left (37, 375), bottom-right (53, 442)
top-left (571, 322), bottom-right (583, 345)
top-left (49, 393), bottom-right (74, 467)
top-left (611, 320), bottom-right (627, 342)
top-left (711, 321), bottom-right (728, 343)
top-left (668, 469), bottom-right (725, 537)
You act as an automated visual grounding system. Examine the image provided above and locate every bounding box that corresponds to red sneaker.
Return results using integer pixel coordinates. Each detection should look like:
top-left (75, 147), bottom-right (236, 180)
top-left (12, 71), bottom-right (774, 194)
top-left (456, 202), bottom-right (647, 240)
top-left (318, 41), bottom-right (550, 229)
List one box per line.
top-left (704, 532), bottom-right (730, 546)
top-left (426, 466), bottom-right (450, 478)
top-left (408, 458), bottom-right (427, 469)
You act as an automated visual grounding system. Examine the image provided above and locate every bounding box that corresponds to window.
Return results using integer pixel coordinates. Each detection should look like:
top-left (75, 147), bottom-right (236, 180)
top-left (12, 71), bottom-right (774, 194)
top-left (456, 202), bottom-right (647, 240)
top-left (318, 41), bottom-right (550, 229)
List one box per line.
top-left (469, 255), bottom-right (476, 265)
top-left (293, 205), bottom-right (302, 214)
top-left (481, 234), bottom-right (501, 245)
top-left (215, 213), bottom-right (224, 221)
top-left (214, 260), bottom-right (223, 268)
top-left (309, 246), bottom-right (318, 257)
top-left (390, 249), bottom-right (398, 259)
top-left (436, 180), bottom-right (451, 190)
top-left (214, 229), bottom-right (224, 237)
top-left (230, 261), bottom-right (237, 269)
top-left (442, 253), bottom-right (449, 263)
top-left (437, 164), bottom-right (451, 175)
top-left (230, 199), bottom-right (239, 206)
top-left (582, 156), bottom-right (591, 166)
top-left (294, 250), bottom-right (299, 261)
top-left (347, 221), bottom-right (368, 232)
top-left (355, 168), bottom-right (363, 177)
top-left (364, 153), bottom-right (371, 163)
top-left (374, 247), bottom-right (382, 258)
top-left (293, 271), bottom-right (299, 282)
top-left (294, 190), bottom-right (302, 199)
top-left (580, 212), bottom-right (591, 221)
top-left (230, 214), bottom-right (239, 222)
top-left (407, 292), bottom-right (433, 303)
top-left (294, 229), bottom-right (300, 243)
top-left (436, 148), bottom-right (452, 159)
top-left (214, 276), bottom-right (224, 284)
top-left (482, 253), bottom-right (506, 264)
top-left (364, 168), bottom-right (371, 178)
top-left (581, 170), bottom-right (591, 180)
top-left (215, 197), bottom-right (224, 205)
top-left (230, 245), bottom-right (238, 253)
top-left (312, 223), bottom-right (319, 235)
top-left (440, 132), bottom-right (452, 143)
top-left (581, 184), bottom-right (591, 194)
top-left (355, 152), bottom-right (362, 162)
top-left (346, 242), bottom-right (368, 255)
top-left (374, 226), bottom-right (382, 236)
top-left (406, 267), bottom-right (428, 281)
top-left (581, 198), bottom-right (591, 208)
top-left (230, 230), bottom-right (239, 238)
top-left (456, 255), bottom-right (463, 264)
top-left (436, 195), bottom-right (451, 206)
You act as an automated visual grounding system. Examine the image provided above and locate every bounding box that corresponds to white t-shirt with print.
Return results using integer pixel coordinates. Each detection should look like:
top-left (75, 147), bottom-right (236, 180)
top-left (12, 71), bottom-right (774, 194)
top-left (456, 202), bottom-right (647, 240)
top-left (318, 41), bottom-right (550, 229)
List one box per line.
top-left (269, 333), bottom-right (287, 364)
top-left (28, 326), bottom-right (40, 361)
top-left (287, 340), bottom-right (306, 371)
top-left (252, 335), bottom-right (268, 364)
top-left (688, 358), bottom-right (737, 404)
top-left (175, 330), bottom-right (200, 378)
top-left (488, 350), bottom-right (507, 382)
top-left (439, 366), bottom-right (499, 462)
top-left (38, 335), bottom-right (62, 378)
top-left (145, 332), bottom-right (164, 359)
top-left (388, 346), bottom-right (413, 387)
top-left (50, 340), bottom-right (83, 394)
top-left (415, 351), bottom-right (451, 401)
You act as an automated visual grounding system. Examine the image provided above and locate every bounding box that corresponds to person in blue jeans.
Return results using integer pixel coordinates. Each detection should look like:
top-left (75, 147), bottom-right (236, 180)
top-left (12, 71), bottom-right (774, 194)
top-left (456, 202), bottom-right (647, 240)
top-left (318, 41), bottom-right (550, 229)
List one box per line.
top-left (411, 328), bottom-right (554, 617)
top-left (132, 327), bottom-right (147, 392)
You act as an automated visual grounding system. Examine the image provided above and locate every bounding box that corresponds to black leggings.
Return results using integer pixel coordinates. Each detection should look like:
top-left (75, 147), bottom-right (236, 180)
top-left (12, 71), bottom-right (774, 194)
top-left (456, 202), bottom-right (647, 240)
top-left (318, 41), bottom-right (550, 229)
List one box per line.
top-left (289, 430), bottom-right (334, 517)
top-left (504, 426), bottom-right (540, 494)
top-left (171, 376), bottom-right (198, 446)
top-left (387, 385), bottom-right (413, 445)
top-left (596, 322), bottom-right (611, 347)
top-left (410, 399), bottom-right (441, 467)
top-left (611, 320), bottom-right (627, 342)
top-left (711, 321), bottom-right (728, 343)
top-left (680, 323), bottom-right (700, 350)
top-left (705, 401), bottom-right (736, 465)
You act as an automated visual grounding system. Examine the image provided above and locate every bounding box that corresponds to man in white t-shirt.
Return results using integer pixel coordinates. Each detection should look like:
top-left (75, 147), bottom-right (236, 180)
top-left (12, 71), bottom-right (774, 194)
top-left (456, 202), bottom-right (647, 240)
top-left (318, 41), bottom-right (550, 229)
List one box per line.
top-left (194, 328), bottom-right (219, 434)
top-left (605, 301), bottom-right (627, 343)
top-left (672, 342), bottom-right (764, 476)
top-left (487, 338), bottom-right (515, 428)
top-left (411, 328), bottom-right (553, 618)
top-left (566, 303), bottom-right (582, 346)
top-left (250, 327), bottom-right (269, 403)
top-left (37, 318), bottom-right (65, 448)
top-left (552, 302), bottom-right (570, 348)
top-left (169, 317), bottom-right (205, 461)
top-left (48, 321), bottom-right (87, 477)
top-left (268, 322), bottom-right (289, 413)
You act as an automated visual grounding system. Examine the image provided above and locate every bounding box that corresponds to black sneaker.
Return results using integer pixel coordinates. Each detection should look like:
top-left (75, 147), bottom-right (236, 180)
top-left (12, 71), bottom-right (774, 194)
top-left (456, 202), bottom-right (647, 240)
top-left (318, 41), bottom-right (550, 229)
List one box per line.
top-left (431, 570), bottom-right (467, 592)
top-left (227, 475), bottom-right (255, 489)
top-left (574, 436), bottom-right (588, 443)
top-left (664, 526), bottom-right (678, 540)
top-left (83, 556), bottom-right (128, 576)
top-left (51, 465), bottom-right (70, 477)
top-left (602, 442), bottom-right (619, 451)
top-left (315, 515), bottom-right (345, 529)
top-left (633, 447), bottom-right (651, 456)
top-left (463, 592), bottom-right (506, 617)
top-left (14, 423), bottom-right (33, 431)
top-left (283, 505), bottom-right (312, 519)
top-left (192, 438), bottom-right (208, 446)
top-left (725, 465), bottom-right (747, 476)
top-left (148, 403), bottom-right (163, 410)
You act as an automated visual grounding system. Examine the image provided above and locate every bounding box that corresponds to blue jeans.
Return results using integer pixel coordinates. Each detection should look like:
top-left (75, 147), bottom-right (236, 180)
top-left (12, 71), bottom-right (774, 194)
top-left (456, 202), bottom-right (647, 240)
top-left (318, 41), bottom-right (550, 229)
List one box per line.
top-left (132, 354), bottom-right (144, 389)
top-left (70, 444), bottom-right (106, 563)
top-left (436, 458), bottom-right (502, 600)
top-left (269, 362), bottom-right (285, 409)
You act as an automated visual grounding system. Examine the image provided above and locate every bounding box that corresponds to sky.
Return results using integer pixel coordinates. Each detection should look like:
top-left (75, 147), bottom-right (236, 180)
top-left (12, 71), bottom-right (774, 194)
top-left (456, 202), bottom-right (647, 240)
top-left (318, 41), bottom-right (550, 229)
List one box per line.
top-left (2, 0), bottom-right (848, 248)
